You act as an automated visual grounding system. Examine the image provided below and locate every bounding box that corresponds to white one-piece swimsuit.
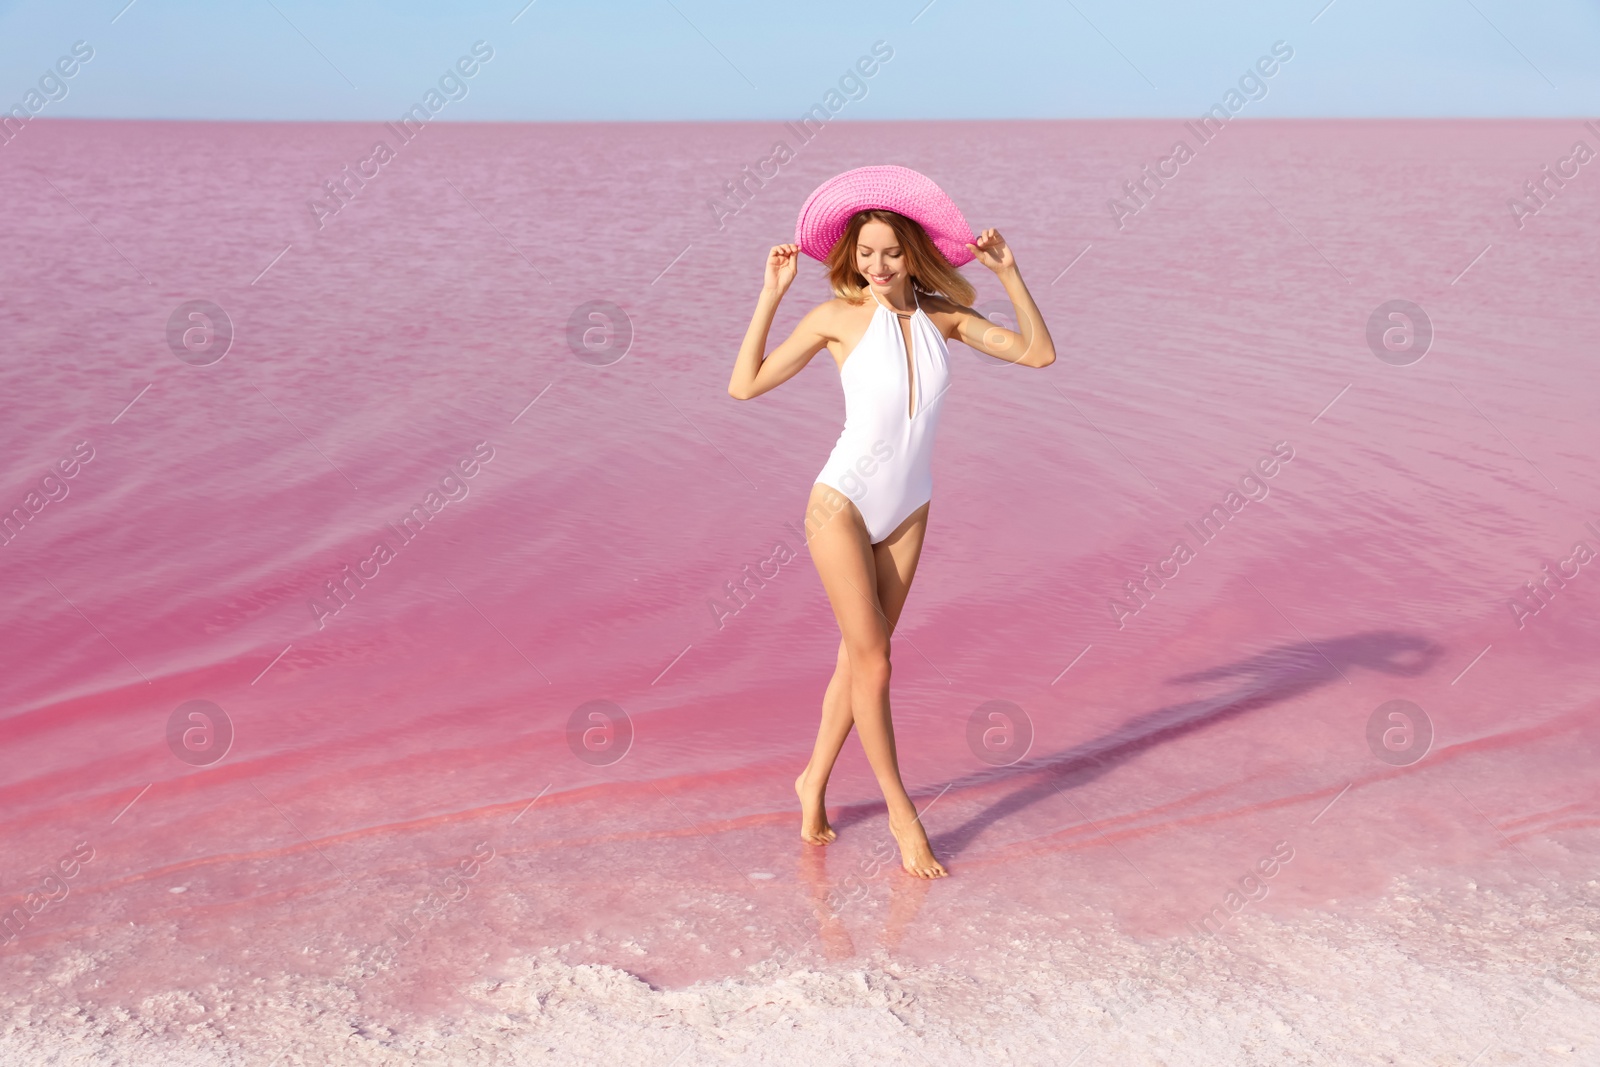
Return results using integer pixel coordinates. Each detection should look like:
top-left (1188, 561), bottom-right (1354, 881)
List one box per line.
top-left (813, 287), bottom-right (952, 544)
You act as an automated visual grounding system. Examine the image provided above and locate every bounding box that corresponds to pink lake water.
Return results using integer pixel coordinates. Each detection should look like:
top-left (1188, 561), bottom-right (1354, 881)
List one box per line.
top-left (1, 119), bottom-right (1598, 1065)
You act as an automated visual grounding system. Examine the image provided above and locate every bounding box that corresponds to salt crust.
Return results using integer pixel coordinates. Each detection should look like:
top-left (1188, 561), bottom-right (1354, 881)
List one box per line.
top-left (3, 878), bottom-right (1597, 1066)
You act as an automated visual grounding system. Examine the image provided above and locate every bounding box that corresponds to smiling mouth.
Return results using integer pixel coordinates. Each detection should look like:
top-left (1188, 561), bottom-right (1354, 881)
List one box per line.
top-left (867, 272), bottom-right (895, 285)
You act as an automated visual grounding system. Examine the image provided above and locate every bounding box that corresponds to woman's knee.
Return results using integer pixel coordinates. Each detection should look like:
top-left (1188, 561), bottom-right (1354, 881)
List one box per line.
top-left (846, 642), bottom-right (891, 687)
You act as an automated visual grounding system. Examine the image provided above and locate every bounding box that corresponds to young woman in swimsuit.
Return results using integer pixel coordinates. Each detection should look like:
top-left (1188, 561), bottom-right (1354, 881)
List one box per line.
top-left (727, 168), bottom-right (1056, 878)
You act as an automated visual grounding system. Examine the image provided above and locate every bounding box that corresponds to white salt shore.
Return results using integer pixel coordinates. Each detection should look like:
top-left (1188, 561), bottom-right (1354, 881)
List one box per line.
top-left (4, 876), bottom-right (1596, 1066)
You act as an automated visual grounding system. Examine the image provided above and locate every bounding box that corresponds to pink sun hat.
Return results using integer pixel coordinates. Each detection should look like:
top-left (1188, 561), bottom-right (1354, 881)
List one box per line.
top-left (795, 165), bottom-right (977, 267)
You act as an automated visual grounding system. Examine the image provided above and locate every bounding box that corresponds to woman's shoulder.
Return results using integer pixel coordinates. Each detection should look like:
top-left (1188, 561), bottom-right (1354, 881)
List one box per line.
top-left (807, 294), bottom-right (867, 313)
top-left (918, 292), bottom-right (974, 316)
top-left (916, 292), bottom-right (979, 342)
top-left (802, 294), bottom-right (868, 330)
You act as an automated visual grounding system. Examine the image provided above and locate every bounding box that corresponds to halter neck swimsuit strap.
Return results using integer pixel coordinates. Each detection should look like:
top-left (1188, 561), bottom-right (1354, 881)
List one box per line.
top-left (868, 286), bottom-right (920, 316)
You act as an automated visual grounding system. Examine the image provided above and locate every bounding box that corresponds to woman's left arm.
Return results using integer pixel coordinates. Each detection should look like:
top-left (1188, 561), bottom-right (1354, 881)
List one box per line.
top-left (947, 228), bottom-right (1056, 369)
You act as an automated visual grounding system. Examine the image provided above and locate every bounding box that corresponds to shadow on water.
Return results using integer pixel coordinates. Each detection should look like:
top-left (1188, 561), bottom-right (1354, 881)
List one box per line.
top-left (833, 630), bottom-right (1443, 859)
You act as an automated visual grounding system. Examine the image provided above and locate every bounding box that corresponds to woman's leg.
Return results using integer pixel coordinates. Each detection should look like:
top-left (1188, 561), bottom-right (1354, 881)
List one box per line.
top-left (796, 639), bottom-right (851, 843)
top-left (800, 501), bottom-right (933, 827)
top-left (864, 502), bottom-right (944, 877)
top-left (802, 484), bottom-right (946, 878)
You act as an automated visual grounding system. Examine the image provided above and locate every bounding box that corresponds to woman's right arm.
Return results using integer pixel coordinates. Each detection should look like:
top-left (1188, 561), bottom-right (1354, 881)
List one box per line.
top-left (727, 244), bottom-right (831, 401)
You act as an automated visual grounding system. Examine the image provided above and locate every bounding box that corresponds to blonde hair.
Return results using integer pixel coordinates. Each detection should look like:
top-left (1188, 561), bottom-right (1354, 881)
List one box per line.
top-left (824, 209), bottom-right (975, 306)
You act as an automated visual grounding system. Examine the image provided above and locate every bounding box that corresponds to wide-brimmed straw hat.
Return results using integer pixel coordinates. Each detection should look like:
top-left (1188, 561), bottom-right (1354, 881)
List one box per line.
top-left (795, 165), bottom-right (976, 267)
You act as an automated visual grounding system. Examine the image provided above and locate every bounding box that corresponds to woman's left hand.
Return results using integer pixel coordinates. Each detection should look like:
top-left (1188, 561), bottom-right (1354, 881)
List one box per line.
top-left (966, 228), bottom-right (1015, 274)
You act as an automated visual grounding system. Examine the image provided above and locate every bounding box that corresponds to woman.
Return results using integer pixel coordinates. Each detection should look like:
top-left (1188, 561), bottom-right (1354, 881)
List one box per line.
top-left (727, 166), bottom-right (1056, 878)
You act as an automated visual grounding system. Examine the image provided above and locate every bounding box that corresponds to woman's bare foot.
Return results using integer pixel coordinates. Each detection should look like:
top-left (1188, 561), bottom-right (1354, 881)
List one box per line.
top-left (888, 815), bottom-right (948, 878)
top-left (795, 771), bottom-right (837, 845)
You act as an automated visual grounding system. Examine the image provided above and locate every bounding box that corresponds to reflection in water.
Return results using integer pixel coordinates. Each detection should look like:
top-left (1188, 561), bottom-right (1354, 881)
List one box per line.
top-left (797, 844), bottom-right (854, 960)
top-left (795, 826), bottom-right (935, 958)
top-left (879, 869), bottom-right (933, 952)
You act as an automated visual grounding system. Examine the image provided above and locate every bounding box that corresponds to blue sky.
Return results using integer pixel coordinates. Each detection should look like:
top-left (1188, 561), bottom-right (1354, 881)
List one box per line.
top-left (0, 0), bottom-right (1596, 120)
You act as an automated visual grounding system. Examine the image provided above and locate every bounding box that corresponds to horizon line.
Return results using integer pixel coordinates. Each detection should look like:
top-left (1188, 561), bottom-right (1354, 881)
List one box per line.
top-left (13, 114), bottom-right (1597, 125)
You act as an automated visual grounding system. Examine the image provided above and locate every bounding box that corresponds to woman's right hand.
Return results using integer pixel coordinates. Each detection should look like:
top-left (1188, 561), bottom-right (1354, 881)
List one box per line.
top-left (763, 243), bottom-right (799, 294)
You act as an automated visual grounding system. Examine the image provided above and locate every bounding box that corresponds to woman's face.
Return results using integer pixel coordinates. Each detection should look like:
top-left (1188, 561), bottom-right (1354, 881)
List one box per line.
top-left (855, 220), bottom-right (906, 292)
